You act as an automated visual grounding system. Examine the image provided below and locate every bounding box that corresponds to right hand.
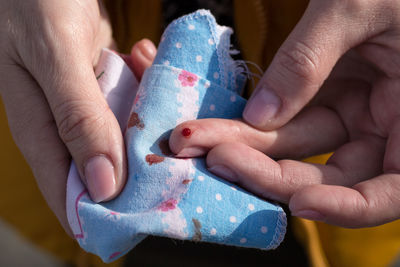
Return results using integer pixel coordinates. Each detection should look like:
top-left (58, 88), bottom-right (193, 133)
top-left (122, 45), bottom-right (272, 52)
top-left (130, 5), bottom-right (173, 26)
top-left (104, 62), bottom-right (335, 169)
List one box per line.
top-left (0, 0), bottom-right (156, 235)
top-left (170, 0), bottom-right (400, 228)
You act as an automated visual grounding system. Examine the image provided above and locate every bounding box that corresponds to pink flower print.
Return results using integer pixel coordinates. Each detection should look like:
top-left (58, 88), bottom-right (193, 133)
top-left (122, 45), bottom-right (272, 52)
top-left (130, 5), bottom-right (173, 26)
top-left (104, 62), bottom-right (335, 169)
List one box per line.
top-left (158, 198), bottom-right (178, 212)
top-left (178, 70), bottom-right (198, 87)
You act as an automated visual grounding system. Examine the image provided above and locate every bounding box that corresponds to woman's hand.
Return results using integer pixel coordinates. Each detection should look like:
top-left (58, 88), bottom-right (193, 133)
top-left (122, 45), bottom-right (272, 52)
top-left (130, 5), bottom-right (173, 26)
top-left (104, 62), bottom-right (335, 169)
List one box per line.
top-left (0, 0), bottom-right (155, 235)
top-left (170, 0), bottom-right (400, 228)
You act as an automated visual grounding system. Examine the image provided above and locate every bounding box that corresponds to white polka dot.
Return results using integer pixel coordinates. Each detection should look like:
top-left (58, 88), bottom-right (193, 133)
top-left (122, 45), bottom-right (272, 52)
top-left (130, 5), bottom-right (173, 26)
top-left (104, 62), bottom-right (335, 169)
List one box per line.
top-left (240, 238), bottom-right (247, 244)
top-left (198, 176), bottom-right (205, 181)
top-left (248, 204), bottom-right (255, 211)
top-left (210, 104), bottom-right (215, 111)
top-left (163, 60), bottom-right (170, 66)
top-left (261, 226), bottom-right (268, 234)
top-left (175, 42), bottom-right (182, 48)
top-left (213, 72), bottom-right (219, 79)
top-left (215, 193), bottom-right (222, 201)
top-left (196, 55), bottom-right (202, 62)
top-left (230, 186), bottom-right (237, 191)
top-left (229, 216), bottom-right (237, 223)
top-left (230, 95), bottom-right (236, 102)
top-left (204, 81), bottom-right (210, 88)
top-left (210, 228), bottom-right (217, 235)
top-left (208, 38), bottom-right (215, 45)
top-left (188, 24), bottom-right (195, 30)
top-left (196, 206), bottom-right (203, 214)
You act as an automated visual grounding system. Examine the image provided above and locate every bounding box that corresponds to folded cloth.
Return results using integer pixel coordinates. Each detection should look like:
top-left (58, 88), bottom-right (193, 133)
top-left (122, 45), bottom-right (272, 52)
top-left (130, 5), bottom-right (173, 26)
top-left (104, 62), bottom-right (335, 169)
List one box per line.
top-left (66, 10), bottom-right (286, 262)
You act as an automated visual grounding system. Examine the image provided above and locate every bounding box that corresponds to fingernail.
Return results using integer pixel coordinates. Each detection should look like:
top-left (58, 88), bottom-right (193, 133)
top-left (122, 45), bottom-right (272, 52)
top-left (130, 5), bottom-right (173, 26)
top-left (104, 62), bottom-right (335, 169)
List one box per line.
top-left (208, 165), bottom-right (237, 182)
top-left (243, 87), bottom-right (281, 127)
top-left (292, 210), bottom-right (325, 221)
top-left (84, 156), bottom-right (116, 203)
top-left (176, 146), bottom-right (207, 158)
top-left (139, 41), bottom-right (156, 61)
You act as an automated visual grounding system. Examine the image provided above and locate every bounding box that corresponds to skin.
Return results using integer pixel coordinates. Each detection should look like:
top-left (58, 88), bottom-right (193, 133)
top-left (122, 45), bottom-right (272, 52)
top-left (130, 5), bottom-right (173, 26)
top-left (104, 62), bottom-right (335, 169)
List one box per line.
top-left (0, 0), bottom-right (155, 235)
top-left (2, 0), bottom-right (399, 235)
top-left (170, 0), bottom-right (400, 228)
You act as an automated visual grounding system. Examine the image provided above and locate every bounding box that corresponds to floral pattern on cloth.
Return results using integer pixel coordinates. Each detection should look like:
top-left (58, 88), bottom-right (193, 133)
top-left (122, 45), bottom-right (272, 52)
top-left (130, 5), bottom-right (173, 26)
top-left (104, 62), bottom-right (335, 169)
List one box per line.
top-left (178, 70), bottom-right (198, 87)
top-left (66, 10), bottom-right (286, 263)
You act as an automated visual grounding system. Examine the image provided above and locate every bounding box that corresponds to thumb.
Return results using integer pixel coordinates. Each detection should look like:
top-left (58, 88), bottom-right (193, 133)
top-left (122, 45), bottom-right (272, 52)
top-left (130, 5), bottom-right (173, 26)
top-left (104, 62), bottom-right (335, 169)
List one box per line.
top-left (289, 174), bottom-right (400, 228)
top-left (30, 47), bottom-right (126, 203)
top-left (120, 39), bottom-right (156, 80)
top-left (243, 1), bottom-right (360, 130)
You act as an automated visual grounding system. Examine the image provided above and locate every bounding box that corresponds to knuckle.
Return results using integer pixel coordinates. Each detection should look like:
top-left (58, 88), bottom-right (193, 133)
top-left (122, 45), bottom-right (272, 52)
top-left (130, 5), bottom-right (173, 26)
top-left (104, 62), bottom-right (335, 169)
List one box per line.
top-left (275, 42), bottom-right (320, 86)
top-left (325, 0), bottom-right (366, 13)
top-left (352, 183), bottom-right (378, 226)
top-left (228, 120), bottom-right (242, 140)
top-left (280, 164), bottom-right (299, 191)
top-left (56, 100), bottom-right (108, 144)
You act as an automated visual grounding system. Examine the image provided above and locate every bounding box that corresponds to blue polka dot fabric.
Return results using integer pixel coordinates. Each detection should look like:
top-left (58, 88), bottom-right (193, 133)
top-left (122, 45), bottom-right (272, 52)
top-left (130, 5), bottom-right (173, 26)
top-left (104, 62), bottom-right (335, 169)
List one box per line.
top-left (66, 10), bottom-right (286, 262)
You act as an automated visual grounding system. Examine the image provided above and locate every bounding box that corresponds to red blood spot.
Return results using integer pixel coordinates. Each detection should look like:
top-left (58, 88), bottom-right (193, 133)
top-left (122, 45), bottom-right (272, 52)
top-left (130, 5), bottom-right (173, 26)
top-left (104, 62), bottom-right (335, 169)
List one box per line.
top-left (159, 138), bottom-right (173, 156)
top-left (182, 179), bottom-right (192, 185)
top-left (145, 154), bottom-right (164, 165)
top-left (181, 128), bottom-right (192, 138)
top-left (128, 112), bottom-right (144, 129)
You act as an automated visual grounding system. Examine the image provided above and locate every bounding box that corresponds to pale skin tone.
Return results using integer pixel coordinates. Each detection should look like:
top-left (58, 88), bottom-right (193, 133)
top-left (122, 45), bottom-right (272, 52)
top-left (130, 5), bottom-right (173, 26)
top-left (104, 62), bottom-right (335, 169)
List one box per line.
top-left (1, 0), bottom-right (399, 236)
top-left (0, 0), bottom-right (155, 235)
top-left (170, 0), bottom-right (400, 228)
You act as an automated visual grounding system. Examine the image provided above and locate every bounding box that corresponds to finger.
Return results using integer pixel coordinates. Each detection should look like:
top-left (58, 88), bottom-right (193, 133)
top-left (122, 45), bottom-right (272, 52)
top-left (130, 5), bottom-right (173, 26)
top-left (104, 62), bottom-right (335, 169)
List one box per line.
top-left (129, 39), bottom-right (156, 80)
top-left (242, 0), bottom-right (377, 130)
top-left (1, 65), bottom-right (72, 235)
top-left (206, 136), bottom-right (385, 203)
top-left (288, 99), bottom-right (400, 227)
top-left (24, 37), bottom-right (126, 203)
top-left (289, 173), bottom-right (400, 227)
top-left (170, 106), bottom-right (347, 159)
top-left (206, 142), bottom-right (341, 203)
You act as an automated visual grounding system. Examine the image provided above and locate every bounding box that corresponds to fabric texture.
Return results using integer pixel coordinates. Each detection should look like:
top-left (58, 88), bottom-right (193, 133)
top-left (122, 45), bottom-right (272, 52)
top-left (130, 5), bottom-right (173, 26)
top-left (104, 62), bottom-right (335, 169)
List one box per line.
top-left (1, 1), bottom-right (400, 267)
top-left (66, 10), bottom-right (286, 262)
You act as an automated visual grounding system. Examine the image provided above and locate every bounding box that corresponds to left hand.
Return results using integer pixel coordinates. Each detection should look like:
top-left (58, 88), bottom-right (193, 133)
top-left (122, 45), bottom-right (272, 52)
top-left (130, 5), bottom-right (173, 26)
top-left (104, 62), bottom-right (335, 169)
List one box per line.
top-left (169, 0), bottom-right (400, 228)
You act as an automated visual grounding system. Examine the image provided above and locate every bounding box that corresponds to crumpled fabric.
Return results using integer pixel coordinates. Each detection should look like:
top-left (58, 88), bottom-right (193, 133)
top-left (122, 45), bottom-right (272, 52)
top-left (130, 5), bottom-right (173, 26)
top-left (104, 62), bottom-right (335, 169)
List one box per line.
top-left (66, 10), bottom-right (286, 262)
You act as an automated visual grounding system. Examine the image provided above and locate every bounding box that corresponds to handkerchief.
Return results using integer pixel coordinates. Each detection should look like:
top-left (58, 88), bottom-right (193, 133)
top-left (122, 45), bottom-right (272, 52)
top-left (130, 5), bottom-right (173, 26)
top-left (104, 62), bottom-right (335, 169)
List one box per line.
top-left (66, 10), bottom-right (286, 262)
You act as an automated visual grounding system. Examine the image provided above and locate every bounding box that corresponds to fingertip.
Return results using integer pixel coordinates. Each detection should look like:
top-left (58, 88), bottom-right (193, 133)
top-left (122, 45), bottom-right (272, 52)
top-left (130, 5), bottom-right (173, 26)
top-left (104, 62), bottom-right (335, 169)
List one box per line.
top-left (206, 142), bottom-right (251, 179)
top-left (289, 185), bottom-right (369, 228)
top-left (243, 86), bottom-right (282, 129)
top-left (132, 38), bottom-right (156, 61)
top-left (169, 121), bottom-right (208, 157)
top-left (84, 155), bottom-right (117, 203)
top-left (206, 143), bottom-right (243, 182)
top-left (205, 142), bottom-right (236, 167)
top-left (130, 39), bottom-right (156, 79)
top-left (168, 123), bottom-right (186, 155)
top-left (205, 142), bottom-right (282, 201)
